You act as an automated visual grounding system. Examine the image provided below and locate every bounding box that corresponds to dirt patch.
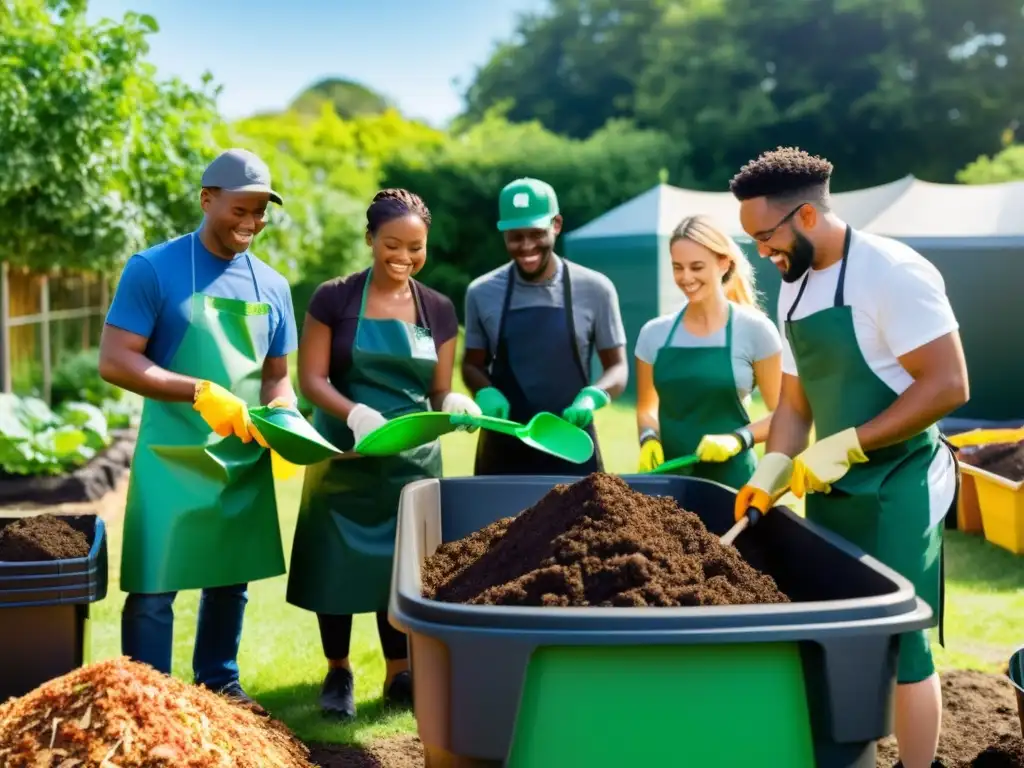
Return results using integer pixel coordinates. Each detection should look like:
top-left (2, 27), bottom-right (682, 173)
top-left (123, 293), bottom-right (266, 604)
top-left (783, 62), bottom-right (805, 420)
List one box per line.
top-left (876, 670), bottom-right (1023, 767)
top-left (308, 736), bottom-right (424, 768)
top-left (0, 513), bottom-right (91, 561)
top-left (422, 472), bottom-right (788, 607)
top-left (959, 441), bottom-right (1024, 483)
top-left (0, 657), bottom-right (313, 767)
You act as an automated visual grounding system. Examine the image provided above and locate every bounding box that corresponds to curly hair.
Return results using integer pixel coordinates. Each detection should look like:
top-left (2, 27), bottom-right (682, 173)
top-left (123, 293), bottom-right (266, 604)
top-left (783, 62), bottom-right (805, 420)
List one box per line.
top-left (366, 188), bottom-right (432, 235)
top-left (729, 147), bottom-right (834, 207)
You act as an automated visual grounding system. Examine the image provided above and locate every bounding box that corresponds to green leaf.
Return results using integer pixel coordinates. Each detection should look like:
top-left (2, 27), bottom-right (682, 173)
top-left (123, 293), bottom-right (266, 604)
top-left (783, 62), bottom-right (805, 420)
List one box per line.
top-left (138, 14), bottom-right (159, 33)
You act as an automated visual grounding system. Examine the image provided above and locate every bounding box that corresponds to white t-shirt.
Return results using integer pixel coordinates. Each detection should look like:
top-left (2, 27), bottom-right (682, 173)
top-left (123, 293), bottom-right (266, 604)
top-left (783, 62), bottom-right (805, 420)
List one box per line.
top-left (777, 229), bottom-right (960, 528)
top-left (635, 303), bottom-right (781, 402)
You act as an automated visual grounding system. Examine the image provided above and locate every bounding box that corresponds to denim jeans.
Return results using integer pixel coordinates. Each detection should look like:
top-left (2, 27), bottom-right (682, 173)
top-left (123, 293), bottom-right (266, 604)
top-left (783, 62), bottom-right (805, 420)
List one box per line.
top-left (121, 583), bottom-right (248, 690)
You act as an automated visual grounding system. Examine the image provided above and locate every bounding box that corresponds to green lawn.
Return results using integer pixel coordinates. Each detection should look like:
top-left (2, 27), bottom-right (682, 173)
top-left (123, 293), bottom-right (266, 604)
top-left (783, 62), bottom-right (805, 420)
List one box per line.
top-left (85, 358), bottom-right (1024, 746)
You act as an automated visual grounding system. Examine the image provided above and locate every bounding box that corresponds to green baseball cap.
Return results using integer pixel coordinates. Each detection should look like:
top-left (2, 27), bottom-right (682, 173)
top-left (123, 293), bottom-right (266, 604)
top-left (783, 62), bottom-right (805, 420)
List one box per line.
top-left (497, 177), bottom-right (559, 232)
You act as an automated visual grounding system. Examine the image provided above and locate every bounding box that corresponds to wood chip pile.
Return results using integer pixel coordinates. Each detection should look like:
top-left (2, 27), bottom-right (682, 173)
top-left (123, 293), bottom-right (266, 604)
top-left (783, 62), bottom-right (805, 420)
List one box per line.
top-left (0, 657), bottom-right (313, 768)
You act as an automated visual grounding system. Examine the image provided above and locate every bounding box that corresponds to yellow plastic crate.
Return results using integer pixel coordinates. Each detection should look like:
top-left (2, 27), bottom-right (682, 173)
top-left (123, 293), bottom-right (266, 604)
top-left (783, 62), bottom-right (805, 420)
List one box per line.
top-left (949, 428), bottom-right (1024, 555)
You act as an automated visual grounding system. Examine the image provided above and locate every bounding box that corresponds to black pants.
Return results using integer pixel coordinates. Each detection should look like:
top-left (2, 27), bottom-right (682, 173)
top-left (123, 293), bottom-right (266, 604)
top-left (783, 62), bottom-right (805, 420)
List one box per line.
top-left (317, 612), bottom-right (408, 661)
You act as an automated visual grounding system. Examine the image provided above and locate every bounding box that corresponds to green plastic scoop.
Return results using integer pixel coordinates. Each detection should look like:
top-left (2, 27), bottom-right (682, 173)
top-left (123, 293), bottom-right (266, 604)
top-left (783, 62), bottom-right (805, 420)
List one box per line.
top-left (645, 453), bottom-right (700, 475)
top-left (248, 406), bottom-right (343, 465)
top-left (353, 412), bottom-right (458, 457)
top-left (453, 412), bottom-right (595, 465)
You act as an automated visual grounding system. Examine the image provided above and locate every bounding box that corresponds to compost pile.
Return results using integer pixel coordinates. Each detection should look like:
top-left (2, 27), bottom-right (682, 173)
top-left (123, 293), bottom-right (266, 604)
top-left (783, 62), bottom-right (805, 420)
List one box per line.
top-left (0, 657), bottom-right (313, 768)
top-left (876, 670), bottom-right (1024, 767)
top-left (959, 440), bottom-right (1024, 483)
top-left (0, 513), bottom-right (90, 561)
top-left (422, 472), bottom-right (788, 607)
top-left (309, 736), bottom-right (424, 768)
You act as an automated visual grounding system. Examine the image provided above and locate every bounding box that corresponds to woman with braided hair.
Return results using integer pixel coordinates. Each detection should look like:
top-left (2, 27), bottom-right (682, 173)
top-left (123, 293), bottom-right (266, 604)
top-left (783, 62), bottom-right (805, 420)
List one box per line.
top-left (286, 188), bottom-right (480, 720)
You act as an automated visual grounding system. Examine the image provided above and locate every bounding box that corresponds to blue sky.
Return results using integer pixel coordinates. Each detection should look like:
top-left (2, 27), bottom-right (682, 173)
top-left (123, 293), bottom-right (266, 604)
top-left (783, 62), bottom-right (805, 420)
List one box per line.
top-left (85, 0), bottom-right (548, 126)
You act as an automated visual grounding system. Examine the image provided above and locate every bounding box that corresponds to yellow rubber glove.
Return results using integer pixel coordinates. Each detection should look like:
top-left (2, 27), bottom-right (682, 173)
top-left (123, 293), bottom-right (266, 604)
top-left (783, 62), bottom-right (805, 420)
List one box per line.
top-left (734, 452), bottom-right (793, 522)
top-left (696, 433), bottom-right (744, 463)
top-left (194, 381), bottom-right (252, 443)
top-left (791, 427), bottom-right (867, 497)
top-left (638, 438), bottom-right (664, 471)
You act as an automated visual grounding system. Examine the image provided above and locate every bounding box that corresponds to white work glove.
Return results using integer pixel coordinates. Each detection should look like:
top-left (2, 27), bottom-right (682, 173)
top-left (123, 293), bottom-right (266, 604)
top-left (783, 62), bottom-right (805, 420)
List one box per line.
top-left (441, 392), bottom-right (482, 432)
top-left (347, 403), bottom-right (387, 446)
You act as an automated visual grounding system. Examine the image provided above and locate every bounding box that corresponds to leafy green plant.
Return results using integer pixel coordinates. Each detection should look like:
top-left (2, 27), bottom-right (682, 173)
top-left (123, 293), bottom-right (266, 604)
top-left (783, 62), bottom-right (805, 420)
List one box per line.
top-left (51, 348), bottom-right (124, 407)
top-left (0, 393), bottom-right (111, 476)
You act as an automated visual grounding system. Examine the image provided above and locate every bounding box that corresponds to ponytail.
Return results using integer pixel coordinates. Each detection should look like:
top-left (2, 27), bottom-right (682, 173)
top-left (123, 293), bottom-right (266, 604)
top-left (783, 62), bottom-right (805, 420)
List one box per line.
top-left (723, 239), bottom-right (759, 309)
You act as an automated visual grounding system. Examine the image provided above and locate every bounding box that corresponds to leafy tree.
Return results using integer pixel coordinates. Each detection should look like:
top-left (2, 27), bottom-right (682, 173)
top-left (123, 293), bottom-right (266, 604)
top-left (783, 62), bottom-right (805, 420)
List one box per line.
top-left (290, 77), bottom-right (392, 119)
top-left (460, 0), bottom-right (1024, 190)
top-left (459, 0), bottom-right (668, 139)
top-left (0, 0), bottom-right (222, 271)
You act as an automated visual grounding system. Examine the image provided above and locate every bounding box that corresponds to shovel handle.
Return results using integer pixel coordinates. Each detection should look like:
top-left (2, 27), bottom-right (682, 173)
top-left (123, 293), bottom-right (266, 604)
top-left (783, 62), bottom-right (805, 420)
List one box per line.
top-left (648, 453), bottom-right (700, 475)
top-left (719, 485), bottom-right (790, 547)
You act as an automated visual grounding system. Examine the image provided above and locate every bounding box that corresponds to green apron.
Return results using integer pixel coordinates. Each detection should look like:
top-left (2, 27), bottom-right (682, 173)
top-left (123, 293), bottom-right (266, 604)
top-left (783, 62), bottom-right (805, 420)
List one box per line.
top-left (121, 233), bottom-right (285, 594)
top-left (286, 270), bottom-right (442, 616)
top-left (653, 303), bottom-right (757, 489)
top-left (785, 226), bottom-right (950, 684)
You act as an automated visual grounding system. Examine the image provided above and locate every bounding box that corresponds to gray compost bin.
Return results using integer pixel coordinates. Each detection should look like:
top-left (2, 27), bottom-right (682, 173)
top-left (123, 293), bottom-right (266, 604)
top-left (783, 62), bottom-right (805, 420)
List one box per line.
top-left (389, 474), bottom-right (934, 768)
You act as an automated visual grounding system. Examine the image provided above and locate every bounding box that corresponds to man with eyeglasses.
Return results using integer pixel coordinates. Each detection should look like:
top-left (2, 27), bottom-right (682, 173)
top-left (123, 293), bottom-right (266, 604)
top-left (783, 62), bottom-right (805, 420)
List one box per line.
top-left (729, 147), bottom-right (967, 768)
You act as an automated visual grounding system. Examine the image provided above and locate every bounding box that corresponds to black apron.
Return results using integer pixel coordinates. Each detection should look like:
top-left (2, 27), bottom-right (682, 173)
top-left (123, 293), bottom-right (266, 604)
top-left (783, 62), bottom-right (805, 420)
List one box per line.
top-left (474, 261), bottom-right (603, 476)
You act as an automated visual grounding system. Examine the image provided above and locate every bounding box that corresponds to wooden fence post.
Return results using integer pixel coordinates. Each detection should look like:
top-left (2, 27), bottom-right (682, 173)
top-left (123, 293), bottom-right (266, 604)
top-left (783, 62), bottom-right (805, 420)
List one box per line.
top-left (1, 262), bottom-right (9, 394)
top-left (40, 274), bottom-right (51, 405)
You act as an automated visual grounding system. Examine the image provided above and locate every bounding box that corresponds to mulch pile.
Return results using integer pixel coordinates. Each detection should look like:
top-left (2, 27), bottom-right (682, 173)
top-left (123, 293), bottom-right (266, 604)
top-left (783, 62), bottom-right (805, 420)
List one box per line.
top-left (0, 657), bottom-right (313, 768)
top-left (422, 472), bottom-right (788, 607)
top-left (876, 670), bottom-right (1023, 767)
top-left (959, 441), bottom-right (1024, 483)
top-left (0, 513), bottom-right (90, 561)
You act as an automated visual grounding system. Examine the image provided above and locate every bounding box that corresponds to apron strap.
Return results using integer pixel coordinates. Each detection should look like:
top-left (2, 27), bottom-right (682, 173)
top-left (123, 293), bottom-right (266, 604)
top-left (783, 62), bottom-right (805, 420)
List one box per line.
top-left (357, 267), bottom-right (427, 327)
top-left (832, 225), bottom-right (853, 308)
top-left (561, 261), bottom-right (590, 384)
top-left (494, 263), bottom-right (516, 363)
top-left (661, 305), bottom-right (687, 353)
top-left (785, 225), bottom-right (854, 321)
top-left (188, 231), bottom-right (263, 323)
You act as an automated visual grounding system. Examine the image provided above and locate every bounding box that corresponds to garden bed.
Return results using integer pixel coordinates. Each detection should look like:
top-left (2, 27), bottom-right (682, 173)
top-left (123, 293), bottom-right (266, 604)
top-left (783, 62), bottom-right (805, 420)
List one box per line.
top-left (0, 428), bottom-right (136, 506)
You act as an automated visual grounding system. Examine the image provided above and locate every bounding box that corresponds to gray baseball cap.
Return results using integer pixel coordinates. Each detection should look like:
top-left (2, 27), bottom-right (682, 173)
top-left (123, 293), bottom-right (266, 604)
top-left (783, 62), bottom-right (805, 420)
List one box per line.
top-left (201, 148), bottom-right (283, 205)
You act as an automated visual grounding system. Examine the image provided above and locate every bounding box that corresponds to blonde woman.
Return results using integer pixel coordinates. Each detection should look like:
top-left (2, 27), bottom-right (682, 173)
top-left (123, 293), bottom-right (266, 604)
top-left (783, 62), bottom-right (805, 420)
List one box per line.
top-left (634, 215), bottom-right (783, 488)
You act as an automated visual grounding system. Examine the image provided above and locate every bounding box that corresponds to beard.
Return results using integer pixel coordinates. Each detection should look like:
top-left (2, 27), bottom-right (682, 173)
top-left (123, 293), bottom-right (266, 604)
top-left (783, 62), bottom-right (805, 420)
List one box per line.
top-left (780, 231), bottom-right (815, 283)
top-left (514, 249), bottom-right (552, 281)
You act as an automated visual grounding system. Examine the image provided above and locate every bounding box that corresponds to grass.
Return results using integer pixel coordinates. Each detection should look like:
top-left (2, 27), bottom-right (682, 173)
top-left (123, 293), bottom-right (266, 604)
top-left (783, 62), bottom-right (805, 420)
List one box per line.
top-left (85, 348), bottom-right (1024, 746)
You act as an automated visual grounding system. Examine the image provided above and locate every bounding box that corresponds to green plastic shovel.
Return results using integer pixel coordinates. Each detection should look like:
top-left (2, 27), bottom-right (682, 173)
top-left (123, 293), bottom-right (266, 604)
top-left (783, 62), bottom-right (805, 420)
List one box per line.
top-left (353, 412), bottom-right (459, 457)
top-left (646, 452), bottom-right (701, 475)
top-left (452, 412), bottom-right (595, 465)
top-left (248, 405), bottom-right (344, 465)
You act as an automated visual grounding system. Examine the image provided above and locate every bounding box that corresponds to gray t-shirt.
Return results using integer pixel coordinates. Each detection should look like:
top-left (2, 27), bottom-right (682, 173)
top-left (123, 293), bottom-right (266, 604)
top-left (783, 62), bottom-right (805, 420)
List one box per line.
top-left (634, 303), bottom-right (782, 400)
top-left (464, 256), bottom-right (627, 385)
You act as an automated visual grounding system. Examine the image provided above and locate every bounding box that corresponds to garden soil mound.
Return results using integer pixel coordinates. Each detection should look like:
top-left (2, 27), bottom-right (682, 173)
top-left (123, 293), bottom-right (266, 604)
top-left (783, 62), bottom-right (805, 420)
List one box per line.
top-left (0, 513), bottom-right (90, 561)
top-left (876, 670), bottom-right (1023, 767)
top-left (959, 440), bottom-right (1024, 483)
top-left (0, 657), bottom-right (313, 768)
top-left (422, 472), bottom-right (788, 607)
top-left (309, 736), bottom-right (424, 768)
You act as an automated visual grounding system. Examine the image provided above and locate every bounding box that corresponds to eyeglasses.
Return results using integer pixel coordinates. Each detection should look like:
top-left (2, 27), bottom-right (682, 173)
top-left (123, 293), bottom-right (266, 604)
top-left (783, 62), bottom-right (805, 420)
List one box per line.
top-left (754, 203), bottom-right (806, 242)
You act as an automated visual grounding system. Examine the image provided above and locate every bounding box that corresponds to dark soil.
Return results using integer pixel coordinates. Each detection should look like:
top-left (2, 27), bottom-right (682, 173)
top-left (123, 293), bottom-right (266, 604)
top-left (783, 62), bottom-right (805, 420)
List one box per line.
top-left (876, 670), bottom-right (1023, 767)
top-left (0, 513), bottom-right (90, 561)
top-left (308, 736), bottom-right (423, 768)
top-left (422, 472), bottom-right (789, 607)
top-left (959, 441), bottom-right (1024, 483)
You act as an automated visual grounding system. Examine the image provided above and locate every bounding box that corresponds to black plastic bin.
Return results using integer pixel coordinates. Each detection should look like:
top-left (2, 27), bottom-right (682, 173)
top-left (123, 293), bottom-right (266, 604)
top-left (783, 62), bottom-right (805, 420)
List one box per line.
top-left (0, 514), bottom-right (108, 703)
top-left (389, 474), bottom-right (934, 768)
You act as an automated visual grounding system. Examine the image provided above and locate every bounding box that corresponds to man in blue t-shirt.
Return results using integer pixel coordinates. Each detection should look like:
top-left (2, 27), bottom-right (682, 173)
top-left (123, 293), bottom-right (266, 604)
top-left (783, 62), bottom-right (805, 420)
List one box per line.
top-left (100, 149), bottom-right (298, 711)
